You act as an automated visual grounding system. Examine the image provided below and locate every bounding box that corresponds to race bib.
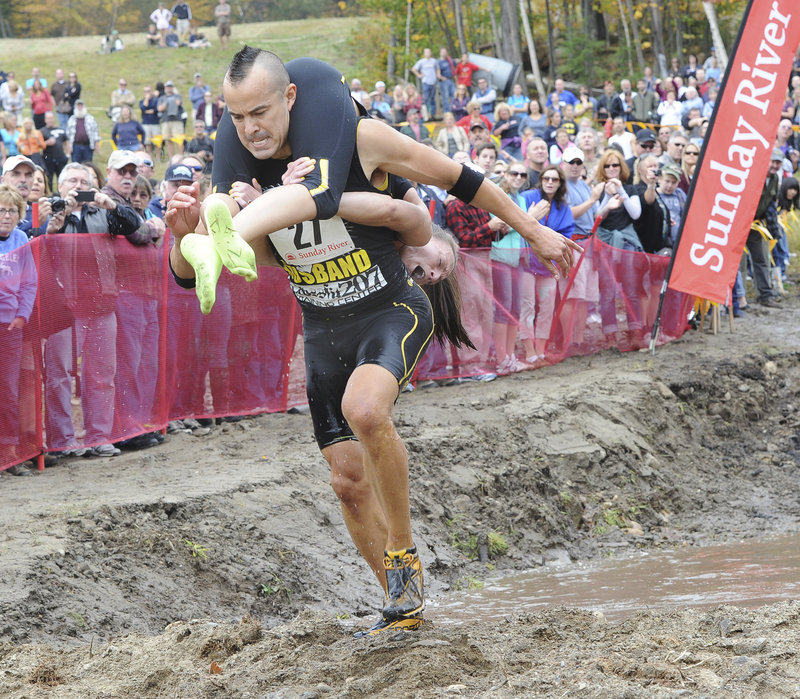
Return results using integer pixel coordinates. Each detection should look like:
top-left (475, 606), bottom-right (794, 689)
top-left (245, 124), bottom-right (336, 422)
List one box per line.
top-left (269, 216), bottom-right (355, 266)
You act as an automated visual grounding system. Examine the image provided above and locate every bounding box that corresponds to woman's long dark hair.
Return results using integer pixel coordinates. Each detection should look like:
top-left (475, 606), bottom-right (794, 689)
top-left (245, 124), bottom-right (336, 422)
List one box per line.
top-left (779, 176), bottom-right (800, 211)
top-left (421, 225), bottom-right (475, 350)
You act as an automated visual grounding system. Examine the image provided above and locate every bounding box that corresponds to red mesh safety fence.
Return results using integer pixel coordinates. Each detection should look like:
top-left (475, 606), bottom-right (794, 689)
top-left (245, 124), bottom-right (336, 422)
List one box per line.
top-left (1, 233), bottom-right (692, 471)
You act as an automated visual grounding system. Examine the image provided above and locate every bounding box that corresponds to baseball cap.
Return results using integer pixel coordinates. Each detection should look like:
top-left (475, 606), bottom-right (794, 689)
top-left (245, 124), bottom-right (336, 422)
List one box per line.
top-left (107, 150), bottom-right (138, 170)
top-left (470, 122), bottom-right (487, 131)
top-left (771, 148), bottom-right (785, 161)
top-left (164, 163), bottom-right (194, 182)
top-left (660, 164), bottom-right (682, 179)
top-left (561, 146), bottom-right (584, 163)
top-left (75, 98), bottom-right (85, 105)
top-left (636, 128), bottom-right (657, 143)
top-left (194, 73), bottom-right (202, 79)
top-left (407, 108), bottom-right (419, 116)
top-left (2, 155), bottom-right (36, 175)
top-left (165, 80), bottom-right (175, 87)
top-left (375, 80), bottom-right (386, 89)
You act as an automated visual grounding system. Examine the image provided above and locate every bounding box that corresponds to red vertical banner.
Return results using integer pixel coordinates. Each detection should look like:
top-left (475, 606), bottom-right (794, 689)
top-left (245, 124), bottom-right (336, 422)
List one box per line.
top-left (668, 0), bottom-right (800, 304)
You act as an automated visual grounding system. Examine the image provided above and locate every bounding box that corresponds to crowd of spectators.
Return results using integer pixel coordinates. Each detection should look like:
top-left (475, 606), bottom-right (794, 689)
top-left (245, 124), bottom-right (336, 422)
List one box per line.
top-left (0, 46), bottom-right (799, 475)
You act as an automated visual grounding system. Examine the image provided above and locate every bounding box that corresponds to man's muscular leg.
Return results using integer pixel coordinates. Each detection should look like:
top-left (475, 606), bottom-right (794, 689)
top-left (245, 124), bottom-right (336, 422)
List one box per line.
top-left (340, 363), bottom-right (424, 621)
top-left (322, 439), bottom-right (388, 591)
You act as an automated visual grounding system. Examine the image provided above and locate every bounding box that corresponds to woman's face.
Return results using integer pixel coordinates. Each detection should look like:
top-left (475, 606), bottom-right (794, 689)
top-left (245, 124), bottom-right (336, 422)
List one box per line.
top-left (550, 111), bottom-right (561, 125)
top-left (504, 164), bottom-right (527, 192)
top-left (400, 237), bottom-right (455, 285)
top-left (602, 156), bottom-right (622, 181)
top-left (786, 187), bottom-right (798, 201)
top-left (683, 145), bottom-right (700, 164)
top-left (443, 113), bottom-right (455, 127)
top-left (130, 187), bottom-right (151, 212)
top-left (29, 170), bottom-right (45, 201)
top-left (0, 198), bottom-right (20, 237)
top-left (556, 130), bottom-right (569, 146)
top-left (540, 169), bottom-right (561, 199)
top-left (529, 101), bottom-right (540, 115)
top-left (406, 85), bottom-right (416, 97)
top-left (498, 106), bottom-right (510, 120)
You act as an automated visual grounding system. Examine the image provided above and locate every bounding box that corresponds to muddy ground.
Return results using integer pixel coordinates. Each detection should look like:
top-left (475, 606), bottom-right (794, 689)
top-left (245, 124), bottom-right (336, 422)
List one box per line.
top-left (1, 288), bottom-right (800, 698)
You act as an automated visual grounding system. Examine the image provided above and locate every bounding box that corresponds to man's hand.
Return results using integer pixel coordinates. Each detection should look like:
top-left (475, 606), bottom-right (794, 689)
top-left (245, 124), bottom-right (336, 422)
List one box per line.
top-left (165, 180), bottom-right (202, 239)
top-left (36, 197), bottom-right (52, 221)
top-left (8, 317), bottom-right (25, 331)
top-left (45, 207), bottom-right (67, 233)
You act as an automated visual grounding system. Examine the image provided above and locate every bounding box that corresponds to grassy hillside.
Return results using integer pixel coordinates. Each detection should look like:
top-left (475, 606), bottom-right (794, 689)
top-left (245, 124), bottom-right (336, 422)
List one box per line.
top-left (3, 17), bottom-right (361, 170)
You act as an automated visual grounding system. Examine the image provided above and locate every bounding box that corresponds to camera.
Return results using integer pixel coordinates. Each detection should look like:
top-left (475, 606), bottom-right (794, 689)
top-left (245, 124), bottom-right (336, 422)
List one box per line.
top-left (48, 196), bottom-right (66, 214)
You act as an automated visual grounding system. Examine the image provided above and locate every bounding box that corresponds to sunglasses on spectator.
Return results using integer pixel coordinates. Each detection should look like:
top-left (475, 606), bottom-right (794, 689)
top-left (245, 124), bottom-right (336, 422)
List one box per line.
top-left (140, 158), bottom-right (154, 167)
top-left (566, 159), bottom-right (583, 165)
top-left (507, 170), bottom-right (527, 177)
top-left (116, 166), bottom-right (138, 177)
top-left (541, 175), bottom-right (561, 182)
top-left (186, 165), bottom-right (204, 171)
top-left (639, 143), bottom-right (655, 149)
top-left (685, 149), bottom-right (699, 155)
top-left (603, 162), bottom-right (621, 168)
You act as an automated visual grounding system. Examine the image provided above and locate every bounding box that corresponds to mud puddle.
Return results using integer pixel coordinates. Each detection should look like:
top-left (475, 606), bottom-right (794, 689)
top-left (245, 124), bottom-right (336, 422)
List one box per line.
top-left (429, 532), bottom-right (800, 623)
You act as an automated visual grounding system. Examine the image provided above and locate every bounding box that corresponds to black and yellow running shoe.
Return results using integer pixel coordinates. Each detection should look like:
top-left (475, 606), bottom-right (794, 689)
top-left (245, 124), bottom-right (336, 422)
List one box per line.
top-left (382, 546), bottom-right (425, 621)
top-left (353, 613), bottom-right (423, 639)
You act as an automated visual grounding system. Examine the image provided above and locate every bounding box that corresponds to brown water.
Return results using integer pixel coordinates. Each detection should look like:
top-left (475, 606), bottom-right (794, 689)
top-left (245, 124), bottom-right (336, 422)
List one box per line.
top-left (429, 533), bottom-right (800, 623)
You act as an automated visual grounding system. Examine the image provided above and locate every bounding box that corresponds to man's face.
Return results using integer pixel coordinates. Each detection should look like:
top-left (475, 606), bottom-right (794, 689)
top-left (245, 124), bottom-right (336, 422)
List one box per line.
top-left (165, 85), bottom-right (174, 95)
top-left (555, 79), bottom-right (564, 93)
top-left (194, 121), bottom-right (206, 137)
top-left (440, 48), bottom-right (447, 59)
top-left (768, 158), bottom-right (783, 176)
top-left (163, 179), bottom-right (193, 201)
top-left (475, 147), bottom-right (496, 174)
top-left (635, 138), bottom-right (654, 156)
top-left (423, 48), bottom-right (431, 59)
top-left (196, 75), bottom-right (204, 85)
top-left (612, 117), bottom-right (625, 134)
top-left (637, 80), bottom-right (646, 93)
top-left (106, 163), bottom-right (138, 198)
top-left (44, 112), bottom-right (55, 128)
top-left (478, 78), bottom-right (487, 91)
top-left (621, 80), bottom-right (631, 93)
top-left (135, 153), bottom-right (154, 178)
top-left (779, 120), bottom-right (793, 139)
top-left (56, 68), bottom-right (64, 81)
top-left (564, 158), bottom-right (584, 181)
top-left (527, 139), bottom-right (548, 166)
top-left (224, 66), bottom-right (296, 160)
top-left (58, 167), bottom-right (93, 198)
top-left (604, 82), bottom-right (614, 96)
top-left (668, 137), bottom-right (687, 161)
top-left (2, 165), bottom-right (34, 198)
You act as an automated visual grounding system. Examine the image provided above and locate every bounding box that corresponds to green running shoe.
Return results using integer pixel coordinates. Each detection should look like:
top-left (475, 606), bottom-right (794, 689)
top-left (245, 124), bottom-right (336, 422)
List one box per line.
top-left (204, 199), bottom-right (258, 282)
top-left (181, 233), bottom-right (223, 315)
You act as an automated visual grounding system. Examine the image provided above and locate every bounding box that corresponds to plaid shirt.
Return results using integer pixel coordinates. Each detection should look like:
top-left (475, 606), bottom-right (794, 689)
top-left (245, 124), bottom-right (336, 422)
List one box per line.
top-left (445, 198), bottom-right (494, 248)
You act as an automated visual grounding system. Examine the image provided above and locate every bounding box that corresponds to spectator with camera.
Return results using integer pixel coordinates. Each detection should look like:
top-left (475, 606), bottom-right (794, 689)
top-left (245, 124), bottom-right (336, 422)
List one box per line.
top-left (43, 158), bottom-right (156, 458)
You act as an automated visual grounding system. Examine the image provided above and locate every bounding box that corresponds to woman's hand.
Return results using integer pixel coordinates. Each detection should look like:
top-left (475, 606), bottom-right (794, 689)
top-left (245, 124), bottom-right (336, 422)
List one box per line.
top-left (281, 157), bottom-right (316, 186)
top-left (229, 178), bottom-right (262, 208)
top-left (529, 199), bottom-right (550, 221)
top-left (164, 181), bottom-right (201, 240)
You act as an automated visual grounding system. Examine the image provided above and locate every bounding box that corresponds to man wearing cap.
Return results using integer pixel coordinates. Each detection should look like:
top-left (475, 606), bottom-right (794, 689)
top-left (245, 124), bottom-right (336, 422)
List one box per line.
top-left (625, 128), bottom-right (657, 184)
top-left (43, 162), bottom-right (157, 459)
top-left (104, 150), bottom-right (165, 244)
top-left (562, 146), bottom-right (602, 237)
top-left (110, 78), bottom-right (136, 123)
top-left (744, 150), bottom-right (785, 307)
top-left (158, 81), bottom-right (184, 159)
top-left (189, 73), bottom-right (210, 111)
top-left (1, 154), bottom-right (53, 236)
top-left (399, 108), bottom-right (430, 142)
top-left (66, 98), bottom-right (100, 163)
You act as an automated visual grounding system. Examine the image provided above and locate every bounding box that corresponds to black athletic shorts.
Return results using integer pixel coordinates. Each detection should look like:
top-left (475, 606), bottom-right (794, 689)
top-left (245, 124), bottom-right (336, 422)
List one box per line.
top-left (304, 279), bottom-right (433, 449)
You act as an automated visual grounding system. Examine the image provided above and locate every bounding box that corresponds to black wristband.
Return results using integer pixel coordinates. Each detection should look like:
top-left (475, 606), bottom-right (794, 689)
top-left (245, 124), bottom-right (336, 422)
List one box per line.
top-left (449, 163), bottom-right (484, 204)
top-left (168, 251), bottom-right (196, 289)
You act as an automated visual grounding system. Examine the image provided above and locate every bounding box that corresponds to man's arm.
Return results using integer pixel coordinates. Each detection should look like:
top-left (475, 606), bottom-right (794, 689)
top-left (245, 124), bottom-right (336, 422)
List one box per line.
top-left (355, 118), bottom-right (581, 277)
